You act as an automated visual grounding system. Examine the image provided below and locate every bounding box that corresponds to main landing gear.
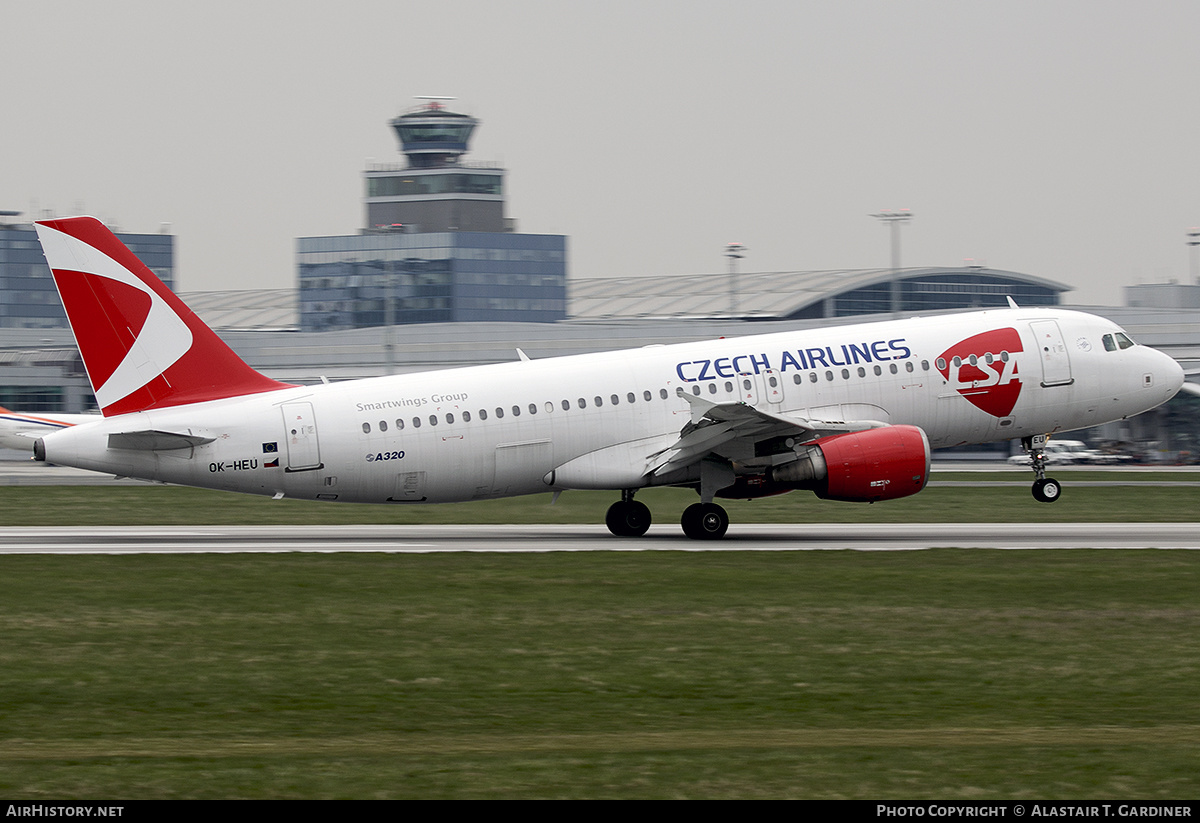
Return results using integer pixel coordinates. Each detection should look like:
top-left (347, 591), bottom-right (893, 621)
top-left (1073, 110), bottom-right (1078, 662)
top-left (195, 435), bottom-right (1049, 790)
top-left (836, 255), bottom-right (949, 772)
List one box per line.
top-left (605, 490), bottom-right (731, 540)
top-left (680, 502), bottom-right (729, 540)
top-left (605, 489), bottom-right (652, 537)
top-left (1022, 434), bottom-right (1063, 504)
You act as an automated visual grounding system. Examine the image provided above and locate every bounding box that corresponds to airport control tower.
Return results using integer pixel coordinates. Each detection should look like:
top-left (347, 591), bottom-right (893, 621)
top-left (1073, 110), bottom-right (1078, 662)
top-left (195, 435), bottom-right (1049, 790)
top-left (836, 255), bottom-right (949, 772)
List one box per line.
top-left (298, 98), bottom-right (565, 330)
top-left (364, 98), bottom-right (508, 233)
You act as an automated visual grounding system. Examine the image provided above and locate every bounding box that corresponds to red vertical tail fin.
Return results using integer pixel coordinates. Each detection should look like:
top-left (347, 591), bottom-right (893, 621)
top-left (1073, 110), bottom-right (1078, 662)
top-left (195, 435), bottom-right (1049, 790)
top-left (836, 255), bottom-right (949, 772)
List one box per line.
top-left (35, 217), bottom-right (294, 416)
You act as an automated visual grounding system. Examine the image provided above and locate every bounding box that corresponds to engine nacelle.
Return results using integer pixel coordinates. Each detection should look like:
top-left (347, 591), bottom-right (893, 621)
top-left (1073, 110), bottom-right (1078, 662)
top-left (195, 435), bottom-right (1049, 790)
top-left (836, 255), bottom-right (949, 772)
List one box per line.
top-left (770, 424), bottom-right (931, 503)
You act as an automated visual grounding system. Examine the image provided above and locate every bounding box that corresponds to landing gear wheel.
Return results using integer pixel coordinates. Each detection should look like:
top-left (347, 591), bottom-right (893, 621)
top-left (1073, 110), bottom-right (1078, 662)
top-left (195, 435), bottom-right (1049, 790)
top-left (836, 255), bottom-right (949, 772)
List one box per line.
top-left (606, 500), bottom-right (652, 537)
top-left (1032, 477), bottom-right (1062, 503)
top-left (681, 502), bottom-right (729, 540)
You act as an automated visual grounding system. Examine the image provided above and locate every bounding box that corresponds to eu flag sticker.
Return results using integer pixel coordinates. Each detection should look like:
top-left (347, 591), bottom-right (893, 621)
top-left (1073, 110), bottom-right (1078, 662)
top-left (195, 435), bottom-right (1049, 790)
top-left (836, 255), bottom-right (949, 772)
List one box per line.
top-left (263, 442), bottom-right (279, 453)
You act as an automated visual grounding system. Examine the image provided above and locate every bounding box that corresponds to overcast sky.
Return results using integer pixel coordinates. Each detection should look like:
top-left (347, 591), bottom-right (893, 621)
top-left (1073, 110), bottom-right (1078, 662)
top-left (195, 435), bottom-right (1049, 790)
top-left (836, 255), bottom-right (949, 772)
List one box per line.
top-left (7, 0), bottom-right (1200, 306)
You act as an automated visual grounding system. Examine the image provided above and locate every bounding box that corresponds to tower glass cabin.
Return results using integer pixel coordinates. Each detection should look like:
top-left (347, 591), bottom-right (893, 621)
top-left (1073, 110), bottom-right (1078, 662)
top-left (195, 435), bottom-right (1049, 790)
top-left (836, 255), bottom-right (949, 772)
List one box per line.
top-left (365, 101), bottom-right (505, 233)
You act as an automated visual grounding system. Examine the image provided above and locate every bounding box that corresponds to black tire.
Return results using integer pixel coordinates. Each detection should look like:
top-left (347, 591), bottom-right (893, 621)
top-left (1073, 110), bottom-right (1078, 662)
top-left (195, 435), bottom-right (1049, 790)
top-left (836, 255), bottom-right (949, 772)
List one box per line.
top-left (605, 500), bottom-right (651, 536)
top-left (681, 502), bottom-right (729, 540)
top-left (1032, 477), bottom-right (1063, 503)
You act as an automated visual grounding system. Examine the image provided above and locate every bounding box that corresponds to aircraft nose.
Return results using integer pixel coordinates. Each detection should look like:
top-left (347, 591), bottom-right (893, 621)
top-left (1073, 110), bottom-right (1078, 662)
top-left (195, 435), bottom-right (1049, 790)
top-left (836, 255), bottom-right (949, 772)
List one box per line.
top-left (1161, 352), bottom-right (1185, 397)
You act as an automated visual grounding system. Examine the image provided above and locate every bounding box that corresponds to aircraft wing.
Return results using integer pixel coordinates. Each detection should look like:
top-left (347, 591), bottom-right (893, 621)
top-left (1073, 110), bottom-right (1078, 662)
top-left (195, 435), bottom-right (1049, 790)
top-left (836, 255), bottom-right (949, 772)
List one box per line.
top-left (645, 394), bottom-right (887, 477)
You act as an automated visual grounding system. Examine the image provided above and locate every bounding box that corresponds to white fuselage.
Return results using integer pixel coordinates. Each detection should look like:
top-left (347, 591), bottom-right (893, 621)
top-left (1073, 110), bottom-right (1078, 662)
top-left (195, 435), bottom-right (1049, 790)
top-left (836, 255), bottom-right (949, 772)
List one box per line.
top-left (37, 308), bottom-right (1184, 504)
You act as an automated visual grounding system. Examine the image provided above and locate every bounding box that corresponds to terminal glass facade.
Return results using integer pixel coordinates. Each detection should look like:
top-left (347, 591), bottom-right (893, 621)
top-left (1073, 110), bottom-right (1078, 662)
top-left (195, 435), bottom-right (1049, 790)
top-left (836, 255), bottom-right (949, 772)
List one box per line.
top-left (828, 273), bottom-right (1059, 317)
top-left (298, 231), bottom-right (567, 331)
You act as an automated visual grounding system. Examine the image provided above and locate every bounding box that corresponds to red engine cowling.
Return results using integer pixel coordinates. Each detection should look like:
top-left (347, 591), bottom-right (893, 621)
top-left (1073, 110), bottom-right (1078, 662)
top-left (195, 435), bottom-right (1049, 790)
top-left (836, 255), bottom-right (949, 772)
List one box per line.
top-left (771, 424), bottom-right (931, 503)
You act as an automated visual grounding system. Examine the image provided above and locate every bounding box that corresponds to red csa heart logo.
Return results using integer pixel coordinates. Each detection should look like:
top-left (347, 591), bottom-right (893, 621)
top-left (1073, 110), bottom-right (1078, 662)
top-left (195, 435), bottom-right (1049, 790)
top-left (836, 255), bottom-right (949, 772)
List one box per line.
top-left (937, 328), bottom-right (1024, 418)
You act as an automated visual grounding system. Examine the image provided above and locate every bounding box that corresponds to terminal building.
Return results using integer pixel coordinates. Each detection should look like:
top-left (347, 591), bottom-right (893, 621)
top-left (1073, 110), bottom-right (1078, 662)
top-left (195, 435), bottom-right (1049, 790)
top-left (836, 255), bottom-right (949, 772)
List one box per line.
top-left (570, 266), bottom-right (1065, 321)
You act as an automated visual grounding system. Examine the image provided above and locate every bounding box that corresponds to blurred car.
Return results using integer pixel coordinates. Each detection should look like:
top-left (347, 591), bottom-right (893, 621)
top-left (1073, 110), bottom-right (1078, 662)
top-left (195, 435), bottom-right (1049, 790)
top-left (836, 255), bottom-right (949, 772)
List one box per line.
top-left (1007, 440), bottom-right (1106, 466)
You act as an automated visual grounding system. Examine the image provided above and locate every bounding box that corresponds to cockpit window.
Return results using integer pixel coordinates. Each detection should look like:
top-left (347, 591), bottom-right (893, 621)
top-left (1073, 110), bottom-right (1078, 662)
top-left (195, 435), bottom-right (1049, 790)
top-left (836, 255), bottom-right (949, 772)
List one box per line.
top-left (1103, 332), bottom-right (1136, 352)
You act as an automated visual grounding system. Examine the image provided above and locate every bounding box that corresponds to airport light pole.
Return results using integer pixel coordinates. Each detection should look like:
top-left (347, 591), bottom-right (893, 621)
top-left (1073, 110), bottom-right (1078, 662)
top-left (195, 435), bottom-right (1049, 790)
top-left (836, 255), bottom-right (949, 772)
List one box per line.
top-left (871, 209), bottom-right (913, 313)
top-left (726, 242), bottom-right (745, 316)
top-left (1188, 228), bottom-right (1200, 285)
top-left (871, 209), bottom-right (913, 271)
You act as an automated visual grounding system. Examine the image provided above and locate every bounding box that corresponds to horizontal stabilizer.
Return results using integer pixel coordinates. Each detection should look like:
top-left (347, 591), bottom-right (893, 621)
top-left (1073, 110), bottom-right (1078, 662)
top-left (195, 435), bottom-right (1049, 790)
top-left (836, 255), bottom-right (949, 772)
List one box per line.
top-left (107, 430), bottom-right (216, 451)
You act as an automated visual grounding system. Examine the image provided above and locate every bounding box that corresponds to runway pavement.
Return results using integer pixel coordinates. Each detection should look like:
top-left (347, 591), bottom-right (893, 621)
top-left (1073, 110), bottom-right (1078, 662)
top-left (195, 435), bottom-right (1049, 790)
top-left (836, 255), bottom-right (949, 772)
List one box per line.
top-left (1, 522), bottom-right (1198, 553)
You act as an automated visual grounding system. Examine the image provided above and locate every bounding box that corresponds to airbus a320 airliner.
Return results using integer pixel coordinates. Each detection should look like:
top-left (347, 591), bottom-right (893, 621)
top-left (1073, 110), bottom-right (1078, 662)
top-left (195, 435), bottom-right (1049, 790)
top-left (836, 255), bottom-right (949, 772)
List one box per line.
top-left (30, 217), bottom-right (1185, 538)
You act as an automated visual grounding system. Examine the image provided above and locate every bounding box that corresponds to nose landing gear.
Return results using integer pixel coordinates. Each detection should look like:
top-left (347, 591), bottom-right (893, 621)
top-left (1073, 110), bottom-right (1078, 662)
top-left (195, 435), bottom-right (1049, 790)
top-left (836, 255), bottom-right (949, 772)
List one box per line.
top-left (1023, 434), bottom-right (1063, 504)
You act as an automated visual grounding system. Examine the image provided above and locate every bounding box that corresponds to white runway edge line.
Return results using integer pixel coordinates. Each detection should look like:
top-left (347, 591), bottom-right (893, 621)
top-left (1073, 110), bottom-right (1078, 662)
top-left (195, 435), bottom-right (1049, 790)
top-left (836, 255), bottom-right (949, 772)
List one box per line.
top-left (0, 523), bottom-right (1198, 554)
